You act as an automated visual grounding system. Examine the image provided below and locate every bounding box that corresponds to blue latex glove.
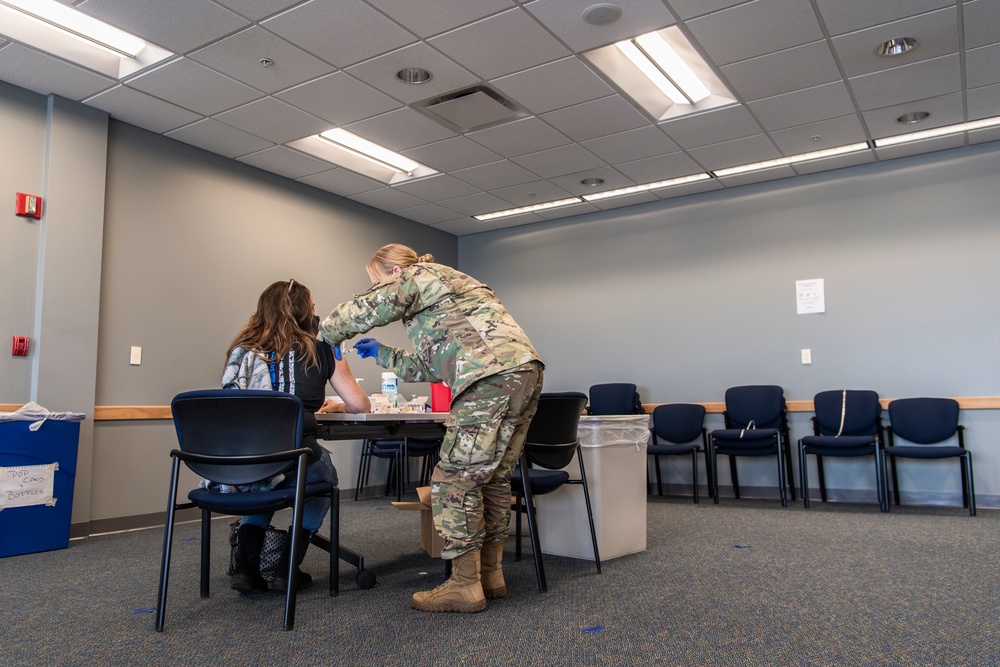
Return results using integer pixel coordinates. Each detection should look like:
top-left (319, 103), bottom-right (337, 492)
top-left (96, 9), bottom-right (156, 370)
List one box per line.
top-left (333, 344), bottom-right (342, 361)
top-left (353, 337), bottom-right (381, 359)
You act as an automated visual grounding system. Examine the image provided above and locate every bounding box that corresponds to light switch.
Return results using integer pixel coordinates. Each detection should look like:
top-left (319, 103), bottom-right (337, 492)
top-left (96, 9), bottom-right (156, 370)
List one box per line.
top-left (801, 348), bottom-right (812, 365)
top-left (130, 346), bottom-right (142, 365)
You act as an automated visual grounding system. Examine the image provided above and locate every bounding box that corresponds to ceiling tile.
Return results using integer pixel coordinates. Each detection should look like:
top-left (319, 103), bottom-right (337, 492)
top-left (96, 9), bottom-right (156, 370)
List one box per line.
top-left (488, 212), bottom-right (546, 229)
top-left (165, 118), bottom-right (273, 158)
top-left (345, 107), bottom-right (456, 152)
top-left (791, 150), bottom-right (875, 176)
top-left (540, 95), bottom-right (650, 142)
top-left (450, 160), bottom-right (540, 190)
top-left (349, 187), bottom-right (428, 211)
top-left (849, 54), bottom-right (961, 111)
top-left (296, 168), bottom-right (384, 196)
top-left (428, 8), bottom-right (570, 80)
top-left (213, 97), bottom-right (330, 143)
top-left (346, 42), bottom-right (480, 105)
top-left (966, 43), bottom-right (1000, 89)
top-left (588, 191), bottom-right (659, 211)
top-left (262, 0), bottom-right (416, 67)
top-left (686, 0), bottom-right (824, 66)
top-left (431, 218), bottom-right (498, 235)
top-left (548, 166), bottom-right (636, 195)
top-left (830, 8), bottom-right (959, 79)
top-left (963, 0), bottom-right (1000, 49)
top-left (660, 104), bottom-right (763, 149)
top-left (874, 133), bottom-right (964, 160)
top-left (490, 57), bottom-right (615, 114)
top-left (767, 115), bottom-right (868, 155)
top-left (511, 144), bottom-right (605, 178)
top-left (716, 165), bottom-right (796, 188)
top-left (0, 44), bottom-right (114, 101)
top-left (276, 73), bottom-right (401, 126)
top-left (188, 27), bottom-right (334, 94)
top-left (490, 179), bottom-right (575, 206)
top-left (581, 126), bottom-right (680, 164)
top-left (393, 203), bottom-right (467, 225)
top-left (127, 58), bottom-right (262, 116)
top-left (720, 41), bottom-right (842, 102)
top-left (748, 81), bottom-right (857, 132)
top-left (466, 117), bottom-right (571, 157)
top-left (77, 0), bottom-right (249, 54)
top-left (524, 0), bottom-right (677, 51)
top-left (392, 174), bottom-right (480, 201)
top-left (212, 0), bottom-right (303, 22)
top-left (401, 137), bottom-right (502, 172)
top-left (537, 201), bottom-right (601, 220)
top-left (969, 125), bottom-right (1000, 145)
top-left (967, 82), bottom-right (1000, 120)
top-left (84, 85), bottom-right (202, 133)
top-left (813, 0), bottom-right (955, 36)
top-left (861, 92), bottom-right (964, 140)
top-left (437, 191), bottom-right (512, 216)
top-left (614, 151), bottom-right (705, 183)
top-left (366, 0), bottom-right (515, 39)
top-left (237, 145), bottom-right (331, 178)
top-left (687, 134), bottom-right (781, 171)
top-left (665, 0), bottom-right (748, 21)
top-left (653, 178), bottom-right (724, 200)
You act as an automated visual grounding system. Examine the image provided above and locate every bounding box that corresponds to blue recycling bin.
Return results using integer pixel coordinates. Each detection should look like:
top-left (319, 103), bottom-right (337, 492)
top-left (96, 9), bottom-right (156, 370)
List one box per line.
top-left (0, 419), bottom-right (82, 557)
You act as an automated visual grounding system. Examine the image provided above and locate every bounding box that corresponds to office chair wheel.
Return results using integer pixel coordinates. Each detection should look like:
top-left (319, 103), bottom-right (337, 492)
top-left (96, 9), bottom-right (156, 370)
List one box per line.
top-left (357, 568), bottom-right (377, 589)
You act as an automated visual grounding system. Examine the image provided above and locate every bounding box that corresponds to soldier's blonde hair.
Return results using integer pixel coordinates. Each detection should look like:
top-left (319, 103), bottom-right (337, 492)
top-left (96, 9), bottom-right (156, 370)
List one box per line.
top-left (366, 243), bottom-right (434, 283)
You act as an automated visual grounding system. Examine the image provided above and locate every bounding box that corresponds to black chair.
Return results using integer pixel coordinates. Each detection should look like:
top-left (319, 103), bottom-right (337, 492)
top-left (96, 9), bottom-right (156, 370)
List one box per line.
top-left (354, 437), bottom-right (403, 501)
top-left (511, 395), bottom-right (601, 593)
top-left (156, 389), bottom-right (339, 632)
top-left (798, 390), bottom-right (886, 511)
top-left (403, 436), bottom-right (442, 487)
top-left (709, 385), bottom-right (793, 506)
top-left (648, 404), bottom-right (709, 503)
top-left (884, 398), bottom-right (976, 516)
top-left (588, 383), bottom-right (640, 415)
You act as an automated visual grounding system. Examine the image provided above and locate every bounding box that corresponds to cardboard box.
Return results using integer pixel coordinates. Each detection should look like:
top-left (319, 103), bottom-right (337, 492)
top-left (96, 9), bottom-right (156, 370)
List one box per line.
top-left (391, 486), bottom-right (444, 558)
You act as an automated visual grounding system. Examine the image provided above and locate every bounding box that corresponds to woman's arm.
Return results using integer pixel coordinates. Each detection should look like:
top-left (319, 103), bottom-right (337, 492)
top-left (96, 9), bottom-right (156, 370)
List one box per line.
top-left (327, 353), bottom-right (371, 413)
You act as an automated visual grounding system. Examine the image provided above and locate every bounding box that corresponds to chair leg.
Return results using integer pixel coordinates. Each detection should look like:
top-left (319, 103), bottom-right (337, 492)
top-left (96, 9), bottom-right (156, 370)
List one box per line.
top-left (199, 509), bottom-right (212, 597)
top-left (776, 437), bottom-right (788, 508)
top-left (710, 444), bottom-right (720, 504)
top-left (959, 454), bottom-right (970, 510)
top-left (690, 449), bottom-right (699, 504)
top-left (355, 439), bottom-right (371, 501)
top-left (889, 455), bottom-right (901, 506)
top-left (783, 431), bottom-right (796, 502)
top-left (653, 454), bottom-right (663, 496)
top-left (800, 445), bottom-right (811, 509)
top-left (702, 440), bottom-right (713, 500)
top-left (816, 455), bottom-right (827, 502)
top-left (576, 451), bottom-right (601, 574)
top-left (329, 487), bottom-right (340, 596)
top-left (518, 454), bottom-right (547, 593)
top-left (875, 450), bottom-right (888, 513)
top-left (155, 457), bottom-right (182, 632)
top-left (729, 456), bottom-right (740, 499)
top-left (514, 495), bottom-right (523, 561)
top-left (963, 454), bottom-right (976, 516)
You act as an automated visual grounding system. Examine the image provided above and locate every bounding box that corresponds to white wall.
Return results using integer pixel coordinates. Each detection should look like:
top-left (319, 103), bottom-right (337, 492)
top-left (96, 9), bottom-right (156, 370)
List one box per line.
top-left (460, 142), bottom-right (1000, 507)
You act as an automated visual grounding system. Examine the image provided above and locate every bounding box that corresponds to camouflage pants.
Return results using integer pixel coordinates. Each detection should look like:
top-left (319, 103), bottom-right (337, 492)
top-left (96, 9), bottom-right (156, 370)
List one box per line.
top-left (431, 361), bottom-right (543, 559)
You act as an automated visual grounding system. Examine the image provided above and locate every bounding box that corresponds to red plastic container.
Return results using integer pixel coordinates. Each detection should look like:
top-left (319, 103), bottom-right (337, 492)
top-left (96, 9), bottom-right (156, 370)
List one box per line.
top-left (431, 383), bottom-right (452, 412)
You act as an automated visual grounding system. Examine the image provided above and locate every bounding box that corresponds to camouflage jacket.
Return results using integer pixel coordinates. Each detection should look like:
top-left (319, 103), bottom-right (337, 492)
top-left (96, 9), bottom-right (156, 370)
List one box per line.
top-left (319, 262), bottom-right (541, 397)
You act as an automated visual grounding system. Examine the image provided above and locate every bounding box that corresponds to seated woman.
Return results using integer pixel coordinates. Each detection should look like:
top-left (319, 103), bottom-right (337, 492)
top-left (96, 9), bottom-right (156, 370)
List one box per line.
top-left (221, 279), bottom-right (369, 593)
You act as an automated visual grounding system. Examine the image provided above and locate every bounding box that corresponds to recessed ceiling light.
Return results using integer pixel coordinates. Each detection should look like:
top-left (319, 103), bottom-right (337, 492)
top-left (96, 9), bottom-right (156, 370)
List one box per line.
top-left (875, 37), bottom-right (917, 56)
top-left (874, 116), bottom-right (1000, 147)
top-left (897, 111), bottom-right (930, 124)
top-left (259, 58), bottom-right (273, 68)
top-left (396, 67), bottom-right (432, 84)
top-left (580, 177), bottom-right (605, 187)
top-left (474, 198), bottom-right (584, 221)
top-left (583, 4), bottom-right (622, 26)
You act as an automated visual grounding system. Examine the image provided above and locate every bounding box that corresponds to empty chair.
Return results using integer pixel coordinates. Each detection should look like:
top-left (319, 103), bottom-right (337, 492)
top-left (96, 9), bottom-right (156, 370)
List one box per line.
top-left (648, 404), bottom-right (709, 503)
top-left (156, 389), bottom-right (339, 632)
top-left (511, 395), bottom-right (600, 593)
top-left (799, 390), bottom-right (886, 511)
top-left (354, 438), bottom-right (403, 501)
top-left (709, 385), bottom-right (793, 506)
top-left (884, 398), bottom-right (976, 516)
top-left (403, 436), bottom-right (442, 488)
top-left (588, 383), bottom-right (642, 415)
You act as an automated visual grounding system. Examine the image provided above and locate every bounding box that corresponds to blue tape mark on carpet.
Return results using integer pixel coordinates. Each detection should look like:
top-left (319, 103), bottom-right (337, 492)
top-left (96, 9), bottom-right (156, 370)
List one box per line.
top-left (733, 544), bottom-right (752, 549)
top-left (582, 625), bottom-right (605, 633)
top-left (132, 606), bottom-right (157, 614)
top-left (375, 507), bottom-right (387, 510)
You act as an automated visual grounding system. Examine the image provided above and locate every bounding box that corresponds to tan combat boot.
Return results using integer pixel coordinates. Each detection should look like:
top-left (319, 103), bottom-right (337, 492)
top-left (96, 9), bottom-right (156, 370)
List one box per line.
top-left (481, 540), bottom-right (507, 599)
top-left (412, 549), bottom-right (487, 613)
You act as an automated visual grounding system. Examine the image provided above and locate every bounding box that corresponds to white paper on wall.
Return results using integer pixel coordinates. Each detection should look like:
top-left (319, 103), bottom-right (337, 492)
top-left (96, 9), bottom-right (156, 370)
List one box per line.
top-left (796, 278), bottom-right (826, 314)
top-left (0, 462), bottom-right (58, 509)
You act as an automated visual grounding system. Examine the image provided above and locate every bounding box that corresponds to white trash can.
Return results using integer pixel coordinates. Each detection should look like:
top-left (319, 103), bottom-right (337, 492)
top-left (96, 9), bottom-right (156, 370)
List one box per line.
top-left (535, 414), bottom-right (650, 560)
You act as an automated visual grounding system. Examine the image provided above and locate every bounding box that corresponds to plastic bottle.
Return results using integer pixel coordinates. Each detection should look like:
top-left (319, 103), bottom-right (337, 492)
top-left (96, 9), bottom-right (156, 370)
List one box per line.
top-left (381, 372), bottom-right (398, 409)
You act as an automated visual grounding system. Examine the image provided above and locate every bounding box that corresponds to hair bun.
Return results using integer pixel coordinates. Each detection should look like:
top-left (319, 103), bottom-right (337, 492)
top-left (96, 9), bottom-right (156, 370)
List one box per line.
top-left (417, 253), bottom-right (434, 263)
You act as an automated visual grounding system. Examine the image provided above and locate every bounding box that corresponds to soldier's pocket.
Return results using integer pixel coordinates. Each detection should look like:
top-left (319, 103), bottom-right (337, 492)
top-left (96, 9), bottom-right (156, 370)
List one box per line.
top-left (441, 396), bottom-right (511, 467)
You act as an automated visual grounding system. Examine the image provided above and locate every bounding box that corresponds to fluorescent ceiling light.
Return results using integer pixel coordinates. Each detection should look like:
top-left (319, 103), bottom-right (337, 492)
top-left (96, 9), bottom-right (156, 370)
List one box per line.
top-left (713, 143), bottom-right (871, 177)
top-left (631, 32), bottom-right (711, 103)
top-left (583, 173), bottom-right (712, 201)
top-left (873, 116), bottom-right (1000, 147)
top-left (616, 39), bottom-right (688, 105)
top-left (474, 198), bottom-right (583, 221)
top-left (0, 0), bottom-right (172, 78)
top-left (317, 129), bottom-right (422, 176)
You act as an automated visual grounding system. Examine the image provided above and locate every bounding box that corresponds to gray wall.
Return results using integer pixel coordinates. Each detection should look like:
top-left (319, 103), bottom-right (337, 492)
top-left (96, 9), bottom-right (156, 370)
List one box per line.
top-left (459, 142), bottom-right (1000, 506)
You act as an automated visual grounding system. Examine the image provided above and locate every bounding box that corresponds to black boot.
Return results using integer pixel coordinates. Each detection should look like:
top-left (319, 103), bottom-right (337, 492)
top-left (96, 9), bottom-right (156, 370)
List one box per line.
top-left (231, 524), bottom-right (268, 593)
top-left (271, 527), bottom-right (313, 592)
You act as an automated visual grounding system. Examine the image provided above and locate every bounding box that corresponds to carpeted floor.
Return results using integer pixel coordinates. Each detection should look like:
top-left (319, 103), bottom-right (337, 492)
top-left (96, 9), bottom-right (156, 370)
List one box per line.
top-left (2, 496), bottom-right (997, 667)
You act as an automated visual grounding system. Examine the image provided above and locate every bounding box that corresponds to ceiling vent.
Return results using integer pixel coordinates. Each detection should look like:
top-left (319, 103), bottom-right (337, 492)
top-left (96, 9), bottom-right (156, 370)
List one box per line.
top-left (414, 86), bottom-right (530, 133)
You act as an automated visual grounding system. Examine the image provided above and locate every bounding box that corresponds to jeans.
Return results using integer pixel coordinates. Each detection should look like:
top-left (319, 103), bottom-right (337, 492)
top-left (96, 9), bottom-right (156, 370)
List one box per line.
top-left (241, 447), bottom-right (336, 533)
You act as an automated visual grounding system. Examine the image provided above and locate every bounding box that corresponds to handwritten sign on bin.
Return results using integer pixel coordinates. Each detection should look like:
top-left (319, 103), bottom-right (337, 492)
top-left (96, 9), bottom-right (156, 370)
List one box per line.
top-left (0, 463), bottom-right (58, 509)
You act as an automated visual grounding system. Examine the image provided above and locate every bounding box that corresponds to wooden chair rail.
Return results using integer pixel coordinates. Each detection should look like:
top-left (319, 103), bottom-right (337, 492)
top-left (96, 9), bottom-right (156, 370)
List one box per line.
top-left (4, 398), bottom-right (1000, 421)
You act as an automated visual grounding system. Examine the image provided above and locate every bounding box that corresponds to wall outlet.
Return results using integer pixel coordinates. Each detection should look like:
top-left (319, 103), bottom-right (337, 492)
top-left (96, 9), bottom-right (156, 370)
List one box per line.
top-left (801, 348), bottom-right (812, 365)
top-left (130, 346), bottom-right (142, 365)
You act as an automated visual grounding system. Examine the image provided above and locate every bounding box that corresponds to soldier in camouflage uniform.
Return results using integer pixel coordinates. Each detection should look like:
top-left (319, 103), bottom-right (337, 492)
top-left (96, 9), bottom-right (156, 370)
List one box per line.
top-left (320, 244), bottom-right (543, 613)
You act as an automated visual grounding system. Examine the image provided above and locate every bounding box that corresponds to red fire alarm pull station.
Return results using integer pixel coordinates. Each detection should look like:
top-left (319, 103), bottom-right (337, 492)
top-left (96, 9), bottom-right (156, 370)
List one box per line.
top-left (12, 336), bottom-right (30, 357)
top-left (15, 192), bottom-right (42, 219)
